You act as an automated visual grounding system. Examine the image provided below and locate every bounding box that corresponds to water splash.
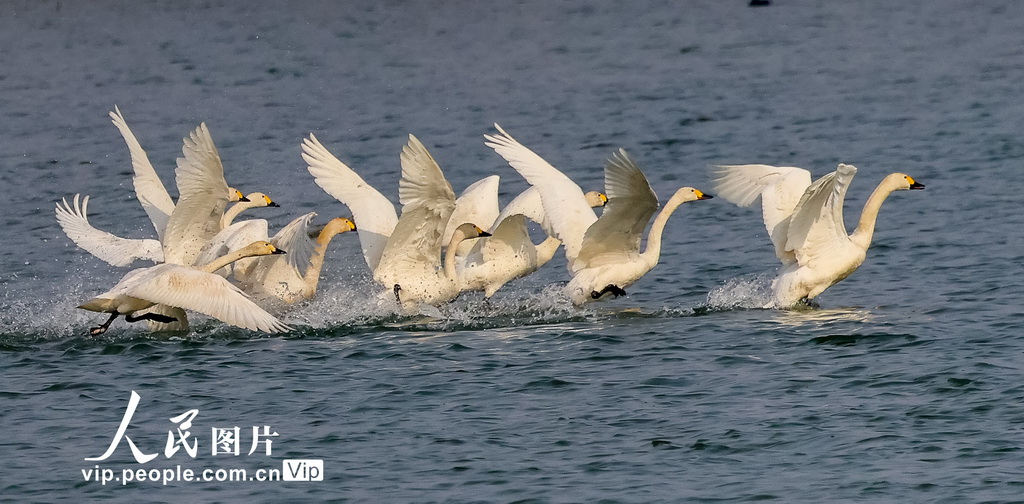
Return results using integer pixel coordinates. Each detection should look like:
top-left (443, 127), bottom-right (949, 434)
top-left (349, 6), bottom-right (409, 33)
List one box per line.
top-left (282, 280), bottom-right (590, 334)
top-left (702, 271), bottom-right (776, 311)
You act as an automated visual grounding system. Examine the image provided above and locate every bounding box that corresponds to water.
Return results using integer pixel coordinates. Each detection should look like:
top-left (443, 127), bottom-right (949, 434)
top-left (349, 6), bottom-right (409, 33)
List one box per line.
top-left (2, 0), bottom-right (1023, 501)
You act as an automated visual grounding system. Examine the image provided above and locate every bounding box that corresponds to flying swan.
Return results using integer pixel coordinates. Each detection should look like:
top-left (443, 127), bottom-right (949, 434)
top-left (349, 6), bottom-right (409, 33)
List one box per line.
top-left (78, 241), bottom-right (292, 335)
top-left (370, 135), bottom-right (490, 308)
top-left (485, 125), bottom-right (712, 305)
top-left (712, 163), bottom-right (924, 307)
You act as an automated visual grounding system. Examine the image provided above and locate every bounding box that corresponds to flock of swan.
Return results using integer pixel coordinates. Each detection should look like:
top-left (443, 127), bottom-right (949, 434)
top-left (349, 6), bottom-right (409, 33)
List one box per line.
top-left (56, 107), bottom-right (925, 336)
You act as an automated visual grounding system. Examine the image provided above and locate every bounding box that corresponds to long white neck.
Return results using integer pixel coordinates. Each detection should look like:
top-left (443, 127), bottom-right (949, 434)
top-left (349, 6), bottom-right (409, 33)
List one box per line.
top-left (639, 195), bottom-right (688, 268)
top-left (301, 227), bottom-right (345, 296)
top-left (199, 246), bottom-right (263, 274)
top-left (220, 201), bottom-right (254, 228)
top-left (443, 233), bottom-right (467, 280)
top-left (849, 175), bottom-right (900, 251)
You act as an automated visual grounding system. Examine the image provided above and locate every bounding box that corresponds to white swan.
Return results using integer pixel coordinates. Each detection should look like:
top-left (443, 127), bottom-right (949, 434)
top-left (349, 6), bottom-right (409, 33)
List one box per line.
top-left (109, 106), bottom-right (248, 240)
top-left (712, 163), bottom-right (925, 307)
top-left (485, 125), bottom-right (609, 274)
top-left (57, 110), bottom-right (267, 267)
top-left (78, 241), bottom-right (292, 335)
top-left (485, 125), bottom-right (712, 305)
top-left (303, 133), bottom-right (497, 273)
top-left (456, 186), bottom-right (607, 298)
top-left (55, 192), bottom-right (278, 267)
top-left (161, 123), bottom-right (252, 266)
top-left (197, 212), bottom-right (357, 306)
top-left (371, 135), bottom-right (490, 307)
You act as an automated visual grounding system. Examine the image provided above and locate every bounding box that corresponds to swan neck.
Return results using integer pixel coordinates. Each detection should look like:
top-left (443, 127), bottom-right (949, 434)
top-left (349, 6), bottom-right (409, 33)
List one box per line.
top-left (444, 233), bottom-right (466, 279)
top-left (640, 198), bottom-right (684, 266)
top-left (220, 201), bottom-right (250, 228)
top-left (199, 247), bottom-right (254, 274)
top-left (302, 228), bottom-right (341, 292)
top-left (851, 179), bottom-right (896, 249)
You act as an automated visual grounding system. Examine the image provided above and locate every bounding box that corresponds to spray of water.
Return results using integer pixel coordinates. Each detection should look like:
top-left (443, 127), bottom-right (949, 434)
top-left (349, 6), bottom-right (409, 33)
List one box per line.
top-left (702, 271), bottom-right (776, 311)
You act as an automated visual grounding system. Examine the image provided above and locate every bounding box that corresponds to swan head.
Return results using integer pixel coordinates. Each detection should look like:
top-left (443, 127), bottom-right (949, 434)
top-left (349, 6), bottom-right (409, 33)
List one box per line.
top-left (903, 174), bottom-right (925, 190)
top-left (324, 217), bottom-right (357, 235)
top-left (584, 191), bottom-right (608, 207)
top-left (451, 223), bottom-right (492, 241)
top-left (228, 188), bottom-right (249, 202)
top-left (671, 187), bottom-right (714, 204)
top-left (243, 192), bottom-right (280, 208)
top-left (242, 240), bottom-right (287, 256)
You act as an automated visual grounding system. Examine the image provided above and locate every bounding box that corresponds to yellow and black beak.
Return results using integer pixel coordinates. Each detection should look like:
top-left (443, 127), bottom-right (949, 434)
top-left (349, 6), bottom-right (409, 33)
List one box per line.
top-left (908, 176), bottom-right (925, 190)
top-left (599, 193), bottom-right (609, 206)
top-left (696, 190), bottom-right (714, 200)
top-left (265, 195), bottom-right (280, 207)
top-left (346, 219), bottom-right (357, 231)
top-left (236, 189), bottom-right (249, 202)
top-left (272, 247), bottom-right (287, 255)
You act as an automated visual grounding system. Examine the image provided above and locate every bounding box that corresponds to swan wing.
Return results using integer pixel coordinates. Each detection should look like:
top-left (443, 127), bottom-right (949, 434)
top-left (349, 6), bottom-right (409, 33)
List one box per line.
top-left (785, 164), bottom-right (857, 268)
top-left (174, 123), bottom-right (230, 201)
top-left (161, 192), bottom-right (228, 266)
top-left (484, 124), bottom-right (596, 267)
top-left (109, 106), bottom-right (175, 239)
top-left (55, 194), bottom-right (164, 267)
top-left (269, 212), bottom-right (319, 277)
top-left (480, 213), bottom-right (535, 264)
top-left (302, 133), bottom-right (398, 271)
top-left (125, 264), bottom-right (291, 333)
top-left (494, 187), bottom-right (553, 235)
top-left (713, 164), bottom-right (812, 263)
top-left (397, 134), bottom-right (456, 212)
top-left (375, 136), bottom-right (456, 285)
top-left (162, 124), bottom-right (232, 265)
top-left (575, 149), bottom-right (658, 270)
top-left (444, 175), bottom-right (500, 244)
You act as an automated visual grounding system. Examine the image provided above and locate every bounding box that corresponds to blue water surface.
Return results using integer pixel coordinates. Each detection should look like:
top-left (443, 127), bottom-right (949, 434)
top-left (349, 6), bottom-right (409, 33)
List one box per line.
top-left (1, 1), bottom-right (1023, 502)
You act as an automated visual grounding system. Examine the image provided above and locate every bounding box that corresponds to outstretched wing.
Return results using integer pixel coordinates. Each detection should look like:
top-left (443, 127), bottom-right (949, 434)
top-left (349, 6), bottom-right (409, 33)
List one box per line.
top-left (109, 106), bottom-right (176, 239)
top-left (575, 149), bottom-right (658, 270)
top-left (785, 164), bottom-right (857, 268)
top-left (126, 264), bottom-right (291, 333)
top-left (713, 164), bottom-right (812, 264)
top-left (55, 194), bottom-right (164, 266)
top-left (162, 123), bottom-right (231, 265)
top-left (269, 212), bottom-right (319, 277)
top-left (485, 124), bottom-right (596, 270)
top-left (375, 135), bottom-right (456, 285)
top-left (444, 175), bottom-right (500, 246)
top-left (303, 133), bottom-right (398, 272)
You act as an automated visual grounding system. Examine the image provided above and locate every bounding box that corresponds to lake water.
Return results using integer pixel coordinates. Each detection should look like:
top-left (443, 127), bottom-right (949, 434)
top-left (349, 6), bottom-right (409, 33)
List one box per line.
top-left (2, 0), bottom-right (1023, 502)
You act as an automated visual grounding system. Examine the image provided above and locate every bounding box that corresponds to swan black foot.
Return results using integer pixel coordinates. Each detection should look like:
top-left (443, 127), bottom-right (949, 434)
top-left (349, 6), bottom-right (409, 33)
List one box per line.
top-left (591, 284), bottom-right (627, 299)
top-left (393, 284), bottom-right (402, 303)
top-left (89, 312), bottom-right (119, 336)
top-left (125, 312), bottom-right (179, 324)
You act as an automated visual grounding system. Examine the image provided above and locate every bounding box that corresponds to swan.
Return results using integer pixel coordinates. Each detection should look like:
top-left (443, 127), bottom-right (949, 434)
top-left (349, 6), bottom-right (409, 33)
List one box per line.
top-left (109, 106), bottom-right (248, 240)
top-left (485, 125), bottom-right (611, 274)
top-left (57, 110), bottom-right (268, 267)
top-left (485, 125), bottom-right (712, 305)
top-left (303, 134), bottom-right (497, 273)
top-left (712, 163), bottom-right (925, 307)
top-left (197, 212), bottom-right (357, 306)
top-left (78, 241), bottom-right (292, 335)
top-left (456, 186), bottom-right (607, 298)
top-left (55, 192), bottom-right (278, 267)
top-left (160, 122), bottom-right (255, 266)
top-left (371, 135), bottom-right (490, 307)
